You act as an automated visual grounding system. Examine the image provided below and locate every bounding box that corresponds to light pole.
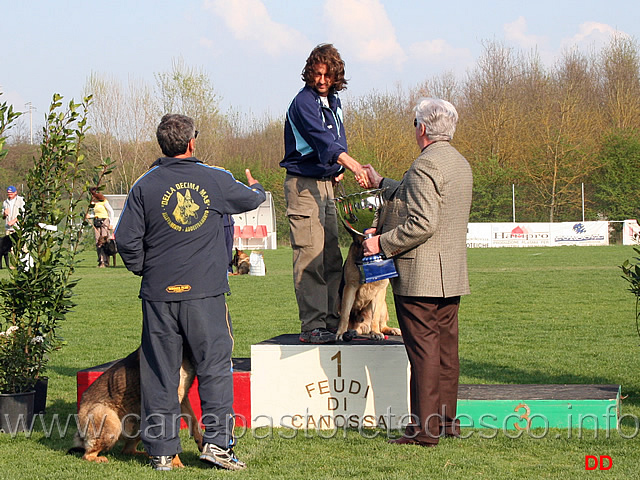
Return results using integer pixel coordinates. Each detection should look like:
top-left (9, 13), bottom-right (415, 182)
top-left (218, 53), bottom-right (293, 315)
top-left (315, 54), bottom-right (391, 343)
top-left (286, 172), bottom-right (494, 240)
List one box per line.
top-left (25, 102), bottom-right (36, 145)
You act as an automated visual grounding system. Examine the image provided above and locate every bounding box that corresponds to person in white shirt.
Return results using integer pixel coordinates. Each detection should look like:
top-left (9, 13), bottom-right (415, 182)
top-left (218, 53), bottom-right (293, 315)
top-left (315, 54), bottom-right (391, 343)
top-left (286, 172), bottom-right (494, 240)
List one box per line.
top-left (3, 185), bottom-right (25, 235)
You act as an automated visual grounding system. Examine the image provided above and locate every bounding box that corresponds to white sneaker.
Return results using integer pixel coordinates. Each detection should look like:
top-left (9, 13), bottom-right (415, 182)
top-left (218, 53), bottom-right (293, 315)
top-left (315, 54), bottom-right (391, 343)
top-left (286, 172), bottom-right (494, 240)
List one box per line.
top-left (199, 443), bottom-right (246, 470)
top-left (149, 455), bottom-right (174, 471)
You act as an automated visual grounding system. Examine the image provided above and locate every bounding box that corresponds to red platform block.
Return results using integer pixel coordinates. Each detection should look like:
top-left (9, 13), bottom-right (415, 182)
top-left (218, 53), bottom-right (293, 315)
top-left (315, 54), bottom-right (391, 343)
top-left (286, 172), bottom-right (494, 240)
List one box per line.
top-left (76, 357), bottom-right (251, 428)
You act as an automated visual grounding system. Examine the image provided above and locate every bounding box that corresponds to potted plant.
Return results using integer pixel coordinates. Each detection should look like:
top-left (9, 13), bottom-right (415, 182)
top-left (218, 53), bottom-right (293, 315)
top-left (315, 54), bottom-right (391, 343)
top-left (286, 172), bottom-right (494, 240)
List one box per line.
top-left (620, 246), bottom-right (640, 339)
top-left (0, 93), bottom-right (112, 431)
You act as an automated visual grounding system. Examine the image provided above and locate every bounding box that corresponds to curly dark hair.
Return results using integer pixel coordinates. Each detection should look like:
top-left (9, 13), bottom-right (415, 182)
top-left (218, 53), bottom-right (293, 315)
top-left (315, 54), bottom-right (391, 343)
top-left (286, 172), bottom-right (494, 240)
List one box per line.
top-left (301, 43), bottom-right (348, 93)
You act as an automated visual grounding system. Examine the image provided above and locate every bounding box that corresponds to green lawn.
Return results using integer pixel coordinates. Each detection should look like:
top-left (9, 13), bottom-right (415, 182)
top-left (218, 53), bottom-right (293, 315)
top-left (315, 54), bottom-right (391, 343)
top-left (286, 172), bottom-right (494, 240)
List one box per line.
top-left (0, 245), bottom-right (638, 479)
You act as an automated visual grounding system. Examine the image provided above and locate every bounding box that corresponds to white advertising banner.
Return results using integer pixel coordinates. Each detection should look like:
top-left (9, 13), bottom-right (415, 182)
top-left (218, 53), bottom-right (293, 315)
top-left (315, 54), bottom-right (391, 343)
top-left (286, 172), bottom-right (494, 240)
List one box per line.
top-left (467, 222), bottom-right (610, 248)
top-left (549, 222), bottom-right (609, 246)
top-left (489, 223), bottom-right (551, 247)
top-left (466, 223), bottom-right (492, 248)
top-left (623, 219), bottom-right (640, 245)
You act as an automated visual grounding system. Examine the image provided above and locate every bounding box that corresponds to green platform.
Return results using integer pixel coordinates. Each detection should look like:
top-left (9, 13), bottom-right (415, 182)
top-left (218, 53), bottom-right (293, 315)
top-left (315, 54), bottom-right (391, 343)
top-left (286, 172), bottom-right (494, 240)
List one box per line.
top-left (457, 384), bottom-right (620, 431)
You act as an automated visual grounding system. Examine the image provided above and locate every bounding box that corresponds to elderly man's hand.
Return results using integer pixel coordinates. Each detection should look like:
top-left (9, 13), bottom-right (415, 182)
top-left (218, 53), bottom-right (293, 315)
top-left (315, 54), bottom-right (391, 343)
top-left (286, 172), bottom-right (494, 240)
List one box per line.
top-left (362, 164), bottom-right (383, 189)
top-left (362, 234), bottom-right (381, 256)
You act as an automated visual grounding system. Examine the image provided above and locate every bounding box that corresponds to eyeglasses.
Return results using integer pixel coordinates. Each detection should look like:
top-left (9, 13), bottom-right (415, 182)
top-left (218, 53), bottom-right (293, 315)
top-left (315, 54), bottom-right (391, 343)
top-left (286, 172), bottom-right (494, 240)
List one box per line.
top-left (194, 130), bottom-right (199, 139)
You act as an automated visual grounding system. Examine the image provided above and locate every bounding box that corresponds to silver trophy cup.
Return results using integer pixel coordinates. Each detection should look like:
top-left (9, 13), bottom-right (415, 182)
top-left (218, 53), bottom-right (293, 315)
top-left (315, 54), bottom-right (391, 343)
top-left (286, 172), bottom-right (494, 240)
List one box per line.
top-left (335, 188), bottom-right (398, 284)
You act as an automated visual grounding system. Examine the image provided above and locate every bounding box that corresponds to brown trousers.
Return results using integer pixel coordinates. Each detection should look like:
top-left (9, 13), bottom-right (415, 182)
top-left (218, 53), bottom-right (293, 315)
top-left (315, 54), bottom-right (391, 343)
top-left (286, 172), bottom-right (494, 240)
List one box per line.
top-left (394, 294), bottom-right (461, 444)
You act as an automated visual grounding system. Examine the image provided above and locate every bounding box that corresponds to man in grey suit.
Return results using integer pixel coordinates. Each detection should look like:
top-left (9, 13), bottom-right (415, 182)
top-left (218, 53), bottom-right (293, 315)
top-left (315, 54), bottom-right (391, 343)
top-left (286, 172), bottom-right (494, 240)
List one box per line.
top-left (362, 98), bottom-right (472, 447)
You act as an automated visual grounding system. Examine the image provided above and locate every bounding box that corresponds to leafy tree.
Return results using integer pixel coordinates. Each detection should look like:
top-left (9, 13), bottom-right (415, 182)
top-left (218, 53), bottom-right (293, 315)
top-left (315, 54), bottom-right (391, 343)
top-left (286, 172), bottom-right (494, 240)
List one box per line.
top-left (0, 94), bottom-right (113, 393)
top-left (518, 49), bottom-right (602, 222)
top-left (346, 89), bottom-right (414, 180)
top-left (469, 157), bottom-right (515, 222)
top-left (592, 129), bottom-right (640, 220)
top-left (0, 94), bottom-right (22, 160)
top-left (457, 41), bottom-right (523, 168)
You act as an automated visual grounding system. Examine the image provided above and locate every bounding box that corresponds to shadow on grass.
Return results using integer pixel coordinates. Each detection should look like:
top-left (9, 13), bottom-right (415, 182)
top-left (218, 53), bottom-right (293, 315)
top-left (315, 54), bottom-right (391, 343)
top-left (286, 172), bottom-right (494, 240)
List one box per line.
top-left (48, 364), bottom-right (85, 378)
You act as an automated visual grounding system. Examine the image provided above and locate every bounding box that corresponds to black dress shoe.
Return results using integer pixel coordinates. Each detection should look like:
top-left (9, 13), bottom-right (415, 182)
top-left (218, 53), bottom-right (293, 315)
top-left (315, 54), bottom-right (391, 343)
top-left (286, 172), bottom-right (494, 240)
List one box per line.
top-left (388, 436), bottom-right (436, 447)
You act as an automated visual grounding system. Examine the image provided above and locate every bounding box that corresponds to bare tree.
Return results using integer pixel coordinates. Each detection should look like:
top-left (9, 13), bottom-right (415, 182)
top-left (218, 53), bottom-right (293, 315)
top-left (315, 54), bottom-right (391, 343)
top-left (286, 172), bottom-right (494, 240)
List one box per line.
top-left (345, 88), bottom-right (414, 179)
top-left (155, 58), bottom-right (223, 164)
top-left (84, 73), bottom-right (158, 192)
top-left (412, 71), bottom-right (462, 107)
top-left (520, 48), bottom-right (602, 221)
top-left (598, 34), bottom-right (640, 130)
top-left (457, 41), bottom-right (523, 167)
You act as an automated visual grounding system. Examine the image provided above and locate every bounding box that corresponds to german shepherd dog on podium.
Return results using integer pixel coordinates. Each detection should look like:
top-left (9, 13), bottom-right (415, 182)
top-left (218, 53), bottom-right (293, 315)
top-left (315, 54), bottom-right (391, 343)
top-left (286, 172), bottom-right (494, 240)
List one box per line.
top-left (336, 231), bottom-right (401, 341)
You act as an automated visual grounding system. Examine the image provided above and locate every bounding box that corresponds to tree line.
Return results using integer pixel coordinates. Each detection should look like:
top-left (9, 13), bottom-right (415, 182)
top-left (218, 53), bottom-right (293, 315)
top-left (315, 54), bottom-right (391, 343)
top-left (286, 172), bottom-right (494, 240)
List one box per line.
top-left (3, 37), bottom-right (640, 244)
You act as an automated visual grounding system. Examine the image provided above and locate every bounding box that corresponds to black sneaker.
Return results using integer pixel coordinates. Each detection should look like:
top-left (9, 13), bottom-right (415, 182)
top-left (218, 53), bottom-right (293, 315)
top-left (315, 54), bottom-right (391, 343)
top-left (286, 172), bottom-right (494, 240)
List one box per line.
top-left (200, 443), bottom-right (246, 471)
top-left (299, 328), bottom-right (337, 344)
top-left (149, 455), bottom-right (174, 471)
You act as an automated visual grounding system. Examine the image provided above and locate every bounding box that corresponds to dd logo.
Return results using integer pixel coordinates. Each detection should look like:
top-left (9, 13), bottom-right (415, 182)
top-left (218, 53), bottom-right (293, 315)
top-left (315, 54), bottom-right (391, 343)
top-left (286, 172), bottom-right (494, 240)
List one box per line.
top-left (585, 455), bottom-right (613, 471)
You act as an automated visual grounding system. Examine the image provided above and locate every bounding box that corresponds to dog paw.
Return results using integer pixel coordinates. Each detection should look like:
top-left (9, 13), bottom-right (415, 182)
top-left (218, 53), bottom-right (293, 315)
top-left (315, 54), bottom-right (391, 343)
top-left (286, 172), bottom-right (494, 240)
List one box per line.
top-left (387, 327), bottom-right (401, 336)
top-left (84, 454), bottom-right (109, 463)
top-left (370, 332), bottom-right (385, 341)
top-left (337, 329), bottom-right (356, 342)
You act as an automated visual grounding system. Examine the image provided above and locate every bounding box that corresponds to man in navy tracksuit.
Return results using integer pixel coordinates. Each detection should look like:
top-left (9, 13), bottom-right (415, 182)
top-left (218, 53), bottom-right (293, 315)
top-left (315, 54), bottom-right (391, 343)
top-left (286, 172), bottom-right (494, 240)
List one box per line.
top-left (281, 43), bottom-right (368, 344)
top-left (116, 114), bottom-right (265, 471)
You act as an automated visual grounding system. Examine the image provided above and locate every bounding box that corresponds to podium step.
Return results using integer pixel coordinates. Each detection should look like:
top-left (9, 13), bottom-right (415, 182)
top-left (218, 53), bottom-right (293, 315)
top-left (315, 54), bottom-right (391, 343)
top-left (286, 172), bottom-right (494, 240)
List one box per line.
top-left (457, 384), bottom-right (619, 431)
top-left (76, 357), bottom-right (251, 427)
top-left (251, 334), bottom-right (620, 431)
top-left (77, 337), bottom-right (621, 431)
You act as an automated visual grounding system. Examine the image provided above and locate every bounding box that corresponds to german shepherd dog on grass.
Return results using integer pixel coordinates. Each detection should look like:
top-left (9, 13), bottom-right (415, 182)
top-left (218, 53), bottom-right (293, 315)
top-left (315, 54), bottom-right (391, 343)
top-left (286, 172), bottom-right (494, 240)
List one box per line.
top-left (0, 235), bottom-right (13, 269)
top-left (231, 248), bottom-right (250, 275)
top-left (68, 348), bottom-right (203, 467)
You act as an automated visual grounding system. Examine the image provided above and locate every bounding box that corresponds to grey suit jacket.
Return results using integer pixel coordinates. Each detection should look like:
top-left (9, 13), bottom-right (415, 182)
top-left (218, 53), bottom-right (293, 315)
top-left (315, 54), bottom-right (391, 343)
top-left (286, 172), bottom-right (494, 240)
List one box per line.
top-left (378, 141), bottom-right (473, 298)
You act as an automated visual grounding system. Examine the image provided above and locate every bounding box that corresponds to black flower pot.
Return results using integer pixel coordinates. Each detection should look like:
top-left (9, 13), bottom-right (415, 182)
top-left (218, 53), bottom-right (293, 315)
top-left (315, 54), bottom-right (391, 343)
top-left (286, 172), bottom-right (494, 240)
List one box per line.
top-left (0, 390), bottom-right (35, 434)
top-left (34, 377), bottom-right (48, 414)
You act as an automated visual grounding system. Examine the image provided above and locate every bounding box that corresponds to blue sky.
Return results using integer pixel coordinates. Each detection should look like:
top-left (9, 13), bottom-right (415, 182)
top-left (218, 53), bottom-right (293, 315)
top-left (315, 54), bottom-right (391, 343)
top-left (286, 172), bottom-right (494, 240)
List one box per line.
top-left (2, 0), bottom-right (638, 129)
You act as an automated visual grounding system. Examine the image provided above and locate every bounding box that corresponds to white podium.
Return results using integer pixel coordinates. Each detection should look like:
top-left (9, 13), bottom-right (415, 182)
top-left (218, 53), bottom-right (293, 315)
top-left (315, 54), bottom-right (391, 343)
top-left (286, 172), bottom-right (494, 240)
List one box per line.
top-left (251, 334), bottom-right (410, 430)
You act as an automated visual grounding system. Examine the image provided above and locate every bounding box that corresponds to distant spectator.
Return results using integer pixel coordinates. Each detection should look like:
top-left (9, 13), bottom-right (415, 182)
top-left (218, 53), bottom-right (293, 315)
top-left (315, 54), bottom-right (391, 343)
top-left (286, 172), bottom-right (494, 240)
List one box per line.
top-left (3, 185), bottom-right (24, 235)
top-left (88, 187), bottom-right (114, 268)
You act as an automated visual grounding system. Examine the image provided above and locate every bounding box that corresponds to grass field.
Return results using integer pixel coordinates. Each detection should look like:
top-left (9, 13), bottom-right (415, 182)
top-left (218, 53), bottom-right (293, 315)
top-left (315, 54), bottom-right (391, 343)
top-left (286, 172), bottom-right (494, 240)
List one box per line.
top-left (1, 245), bottom-right (639, 479)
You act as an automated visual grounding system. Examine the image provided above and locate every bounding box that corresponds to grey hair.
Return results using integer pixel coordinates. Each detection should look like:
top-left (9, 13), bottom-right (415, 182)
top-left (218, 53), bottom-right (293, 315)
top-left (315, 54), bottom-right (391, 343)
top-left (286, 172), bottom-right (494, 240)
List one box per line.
top-left (414, 98), bottom-right (458, 141)
top-left (156, 114), bottom-right (196, 157)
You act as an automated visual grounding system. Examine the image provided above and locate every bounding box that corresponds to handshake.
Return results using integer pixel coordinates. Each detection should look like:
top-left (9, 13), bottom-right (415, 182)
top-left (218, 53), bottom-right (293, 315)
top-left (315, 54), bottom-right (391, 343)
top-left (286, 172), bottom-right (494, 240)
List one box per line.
top-left (353, 164), bottom-right (383, 190)
top-left (336, 152), bottom-right (382, 190)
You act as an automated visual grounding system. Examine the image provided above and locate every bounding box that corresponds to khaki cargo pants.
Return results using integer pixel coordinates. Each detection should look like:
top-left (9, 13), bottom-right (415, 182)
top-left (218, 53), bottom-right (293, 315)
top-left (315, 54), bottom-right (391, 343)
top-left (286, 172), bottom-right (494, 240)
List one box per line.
top-left (284, 174), bottom-right (342, 332)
